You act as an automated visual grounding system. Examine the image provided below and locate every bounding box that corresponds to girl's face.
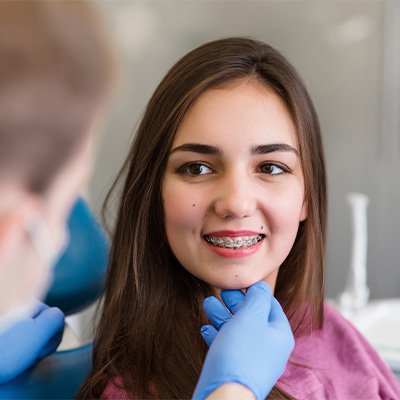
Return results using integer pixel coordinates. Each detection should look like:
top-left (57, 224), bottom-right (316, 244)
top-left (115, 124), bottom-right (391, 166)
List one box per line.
top-left (163, 80), bottom-right (306, 292)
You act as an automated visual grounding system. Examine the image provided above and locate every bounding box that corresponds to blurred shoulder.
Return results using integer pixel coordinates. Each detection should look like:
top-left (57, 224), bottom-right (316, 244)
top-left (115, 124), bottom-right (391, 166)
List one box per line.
top-left (101, 376), bottom-right (159, 400)
top-left (102, 377), bottom-right (129, 400)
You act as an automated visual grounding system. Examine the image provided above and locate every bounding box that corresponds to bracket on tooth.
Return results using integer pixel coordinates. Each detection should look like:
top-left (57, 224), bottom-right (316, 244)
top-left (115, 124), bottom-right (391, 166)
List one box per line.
top-left (205, 234), bottom-right (263, 249)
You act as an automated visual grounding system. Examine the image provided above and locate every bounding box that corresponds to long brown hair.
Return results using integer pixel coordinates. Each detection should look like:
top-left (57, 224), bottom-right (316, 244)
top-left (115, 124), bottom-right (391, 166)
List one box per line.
top-left (79, 37), bottom-right (327, 399)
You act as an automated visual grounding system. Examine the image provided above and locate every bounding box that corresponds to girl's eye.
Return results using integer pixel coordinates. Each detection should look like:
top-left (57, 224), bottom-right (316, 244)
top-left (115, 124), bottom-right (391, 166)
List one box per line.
top-left (259, 163), bottom-right (287, 175)
top-left (178, 162), bottom-right (213, 176)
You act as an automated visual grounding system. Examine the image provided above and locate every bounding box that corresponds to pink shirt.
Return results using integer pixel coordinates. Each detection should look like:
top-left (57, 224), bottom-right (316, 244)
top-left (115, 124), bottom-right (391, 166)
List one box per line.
top-left (276, 303), bottom-right (400, 399)
top-left (102, 303), bottom-right (400, 399)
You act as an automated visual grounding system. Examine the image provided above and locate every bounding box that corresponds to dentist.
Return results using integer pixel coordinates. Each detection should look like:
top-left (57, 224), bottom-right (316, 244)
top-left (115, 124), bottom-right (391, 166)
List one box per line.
top-left (0, 0), bottom-right (116, 384)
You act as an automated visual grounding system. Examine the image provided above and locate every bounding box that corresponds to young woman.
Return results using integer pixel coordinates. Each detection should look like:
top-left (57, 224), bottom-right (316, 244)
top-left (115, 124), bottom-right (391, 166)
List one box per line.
top-left (79, 38), bottom-right (400, 399)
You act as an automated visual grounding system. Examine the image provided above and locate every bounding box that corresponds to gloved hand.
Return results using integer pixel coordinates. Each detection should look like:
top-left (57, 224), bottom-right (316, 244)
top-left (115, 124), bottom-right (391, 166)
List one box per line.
top-left (193, 282), bottom-right (294, 400)
top-left (0, 301), bottom-right (64, 384)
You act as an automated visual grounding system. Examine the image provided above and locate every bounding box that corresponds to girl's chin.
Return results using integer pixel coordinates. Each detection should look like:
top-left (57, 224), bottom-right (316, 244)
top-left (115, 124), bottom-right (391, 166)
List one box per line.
top-left (209, 277), bottom-right (261, 293)
top-left (205, 269), bottom-right (278, 294)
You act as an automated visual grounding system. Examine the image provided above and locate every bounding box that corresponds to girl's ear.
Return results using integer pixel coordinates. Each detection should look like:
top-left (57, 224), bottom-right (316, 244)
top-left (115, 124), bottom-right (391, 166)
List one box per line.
top-left (299, 199), bottom-right (307, 222)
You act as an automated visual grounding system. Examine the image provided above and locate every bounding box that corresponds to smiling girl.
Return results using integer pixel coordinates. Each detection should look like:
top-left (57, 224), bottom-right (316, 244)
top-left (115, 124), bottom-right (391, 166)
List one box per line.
top-left (79, 38), bottom-right (400, 399)
top-left (163, 80), bottom-right (307, 293)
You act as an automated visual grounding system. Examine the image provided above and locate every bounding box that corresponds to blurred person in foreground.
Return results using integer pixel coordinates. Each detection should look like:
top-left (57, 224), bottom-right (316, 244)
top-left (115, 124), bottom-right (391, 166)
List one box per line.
top-left (0, 0), bottom-right (116, 383)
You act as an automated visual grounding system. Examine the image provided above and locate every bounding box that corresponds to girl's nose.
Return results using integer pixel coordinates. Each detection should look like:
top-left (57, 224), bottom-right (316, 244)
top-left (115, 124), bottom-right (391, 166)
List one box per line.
top-left (212, 174), bottom-right (257, 219)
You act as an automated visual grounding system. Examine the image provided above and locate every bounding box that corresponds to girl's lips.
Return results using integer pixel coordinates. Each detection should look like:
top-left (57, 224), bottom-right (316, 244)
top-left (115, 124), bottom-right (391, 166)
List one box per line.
top-left (204, 237), bottom-right (264, 258)
top-left (203, 234), bottom-right (265, 249)
top-left (202, 230), bottom-right (266, 258)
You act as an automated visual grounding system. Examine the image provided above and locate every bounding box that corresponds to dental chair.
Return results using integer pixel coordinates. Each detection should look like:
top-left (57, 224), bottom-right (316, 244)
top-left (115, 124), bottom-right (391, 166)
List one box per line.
top-left (0, 198), bottom-right (109, 399)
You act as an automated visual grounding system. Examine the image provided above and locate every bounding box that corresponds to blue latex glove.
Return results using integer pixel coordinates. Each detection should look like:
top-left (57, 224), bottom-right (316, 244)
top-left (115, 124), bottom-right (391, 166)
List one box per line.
top-left (193, 282), bottom-right (294, 400)
top-left (0, 301), bottom-right (64, 384)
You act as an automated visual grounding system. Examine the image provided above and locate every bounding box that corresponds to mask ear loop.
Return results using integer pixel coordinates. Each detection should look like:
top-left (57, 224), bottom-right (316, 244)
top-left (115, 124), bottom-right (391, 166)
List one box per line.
top-left (25, 217), bottom-right (55, 265)
top-left (23, 216), bottom-right (69, 304)
top-left (25, 216), bottom-right (70, 267)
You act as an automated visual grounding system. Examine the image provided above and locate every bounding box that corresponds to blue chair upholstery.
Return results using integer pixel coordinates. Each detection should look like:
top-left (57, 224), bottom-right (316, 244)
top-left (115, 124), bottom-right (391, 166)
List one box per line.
top-left (0, 344), bottom-right (93, 399)
top-left (0, 198), bottom-right (109, 399)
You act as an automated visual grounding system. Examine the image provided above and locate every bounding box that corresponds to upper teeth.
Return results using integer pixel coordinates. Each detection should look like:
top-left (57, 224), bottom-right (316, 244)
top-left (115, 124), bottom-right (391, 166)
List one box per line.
top-left (204, 235), bottom-right (264, 248)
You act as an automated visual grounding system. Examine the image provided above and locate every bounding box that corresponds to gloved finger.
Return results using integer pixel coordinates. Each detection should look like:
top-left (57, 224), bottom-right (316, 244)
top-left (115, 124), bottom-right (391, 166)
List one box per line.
top-left (220, 289), bottom-right (245, 314)
top-left (269, 297), bottom-right (291, 330)
top-left (203, 296), bottom-right (232, 330)
top-left (32, 307), bottom-right (65, 346)
top-left (270, 297), bottom-right (295, 353)
top-left (237, 281), bottom-right (272, 317)
top-left (30, 301), bottom-right (49, 318)
top-left (200, 324), bottom-right (218, 347)
top-left (37, 328), bottom-right (63, 359)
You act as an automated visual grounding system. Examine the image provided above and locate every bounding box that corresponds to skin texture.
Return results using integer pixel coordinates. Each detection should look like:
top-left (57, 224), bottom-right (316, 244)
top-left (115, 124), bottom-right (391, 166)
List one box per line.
top-left (207, 383), bottom-right (255, 400)
top-left (0, 127), bottom-right (94, 318)
top-left (163, 80), bottom-right (307, 292)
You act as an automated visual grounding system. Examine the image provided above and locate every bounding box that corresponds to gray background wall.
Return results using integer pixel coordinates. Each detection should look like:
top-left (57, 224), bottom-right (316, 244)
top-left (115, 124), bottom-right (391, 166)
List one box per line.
top-left (90, 0), bottom-right (400, 301)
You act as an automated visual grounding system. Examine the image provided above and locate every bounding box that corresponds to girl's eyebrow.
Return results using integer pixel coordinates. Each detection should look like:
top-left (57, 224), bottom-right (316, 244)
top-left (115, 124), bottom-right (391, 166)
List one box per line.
top-left (170, 143), bottom-right (222, 155)
top-left (170, 142), bottom-right (298, 157)
top-left (251, 144), bottom-right (299, 157)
